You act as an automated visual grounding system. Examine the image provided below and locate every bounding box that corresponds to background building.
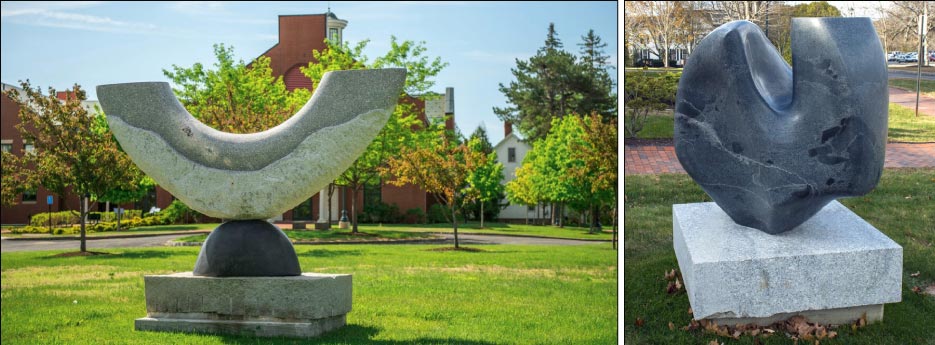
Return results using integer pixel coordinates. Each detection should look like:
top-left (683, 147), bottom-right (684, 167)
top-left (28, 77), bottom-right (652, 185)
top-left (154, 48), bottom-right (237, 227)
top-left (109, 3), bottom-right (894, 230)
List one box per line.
top-left (493, 121), bottom-right (549, 223)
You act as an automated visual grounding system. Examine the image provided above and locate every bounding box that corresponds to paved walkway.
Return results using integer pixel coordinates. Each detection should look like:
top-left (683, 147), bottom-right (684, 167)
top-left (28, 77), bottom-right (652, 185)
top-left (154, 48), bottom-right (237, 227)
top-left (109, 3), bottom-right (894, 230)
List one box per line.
top-left (889, 87), bottom-right (935, 116)
top-left (625, 142), bottom-right (935, 175)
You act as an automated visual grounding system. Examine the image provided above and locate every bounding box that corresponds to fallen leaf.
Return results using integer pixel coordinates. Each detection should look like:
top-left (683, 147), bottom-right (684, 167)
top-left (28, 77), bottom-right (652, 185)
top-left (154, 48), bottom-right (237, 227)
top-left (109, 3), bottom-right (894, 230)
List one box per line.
top-left (828, 331), bottom-right (837, 339)
top-left (688, 307), bottom-right (693, 315)
top-left (669, 322), bottom-right (675, 330)
top-left (667, 281), bottom-right (677, 294)
top-left (763, 328), bottom-right (775, 334)
top-left (732, 329), bottom-right (742, 339)
top-left (665, 269), bottom-right (676, 280)
top-left (912, 286), bottom-right (922, 294)
top-left (708, 340), bottom-right (720, 345)
top-left (858, 312), bottom-right (867, 327)
top-left (636, 318), bottom-right (644, 327)
top-left (750, 329), bottom-right (761, 336)
top-left (675, 278), bottom-right (683, 291)
top-left (904, 195), bottom-right (912, 199)
top-left (911, 271), bottom-right (921, 277)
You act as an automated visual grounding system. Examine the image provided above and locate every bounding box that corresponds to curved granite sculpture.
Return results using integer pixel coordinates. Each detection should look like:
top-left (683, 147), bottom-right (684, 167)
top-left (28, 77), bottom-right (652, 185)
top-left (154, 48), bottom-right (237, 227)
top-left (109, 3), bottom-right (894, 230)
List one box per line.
top-left (674, 18), bottom-right (887, 234)
top-left (97, 68), bottom-right (406, 276)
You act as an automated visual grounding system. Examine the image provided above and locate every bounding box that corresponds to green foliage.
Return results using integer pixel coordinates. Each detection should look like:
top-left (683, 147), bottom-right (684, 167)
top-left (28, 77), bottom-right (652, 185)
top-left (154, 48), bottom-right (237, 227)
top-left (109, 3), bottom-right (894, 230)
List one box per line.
top-left (28, 211), bottom-right (80, 228)
top-left (360, 201), bottom-right (403, 223)
top-left (463, 139), bottom-right (505, 227)
top-left (427, 203), bottom-right (450, 223)
top-left (468, 125), bottom-right (494, 155)
top-left (162, 43), bottom-right (311, 134)
top-left (405, 207), bottom-right (427, 224)
top-left (624, 69), bottom-right (677, 138)
top-left (301, 38), bottom-right (447, 233)
top-left (159, 199), bottom-right (203, 224)
top-left (495, 24), bottom-right (616, 142)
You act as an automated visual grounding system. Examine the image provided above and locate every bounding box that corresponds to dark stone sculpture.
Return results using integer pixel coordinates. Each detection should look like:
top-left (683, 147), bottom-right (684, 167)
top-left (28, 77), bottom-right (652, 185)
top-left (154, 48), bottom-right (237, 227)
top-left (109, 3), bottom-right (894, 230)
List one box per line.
top-left (674, 18), bottom-right (887, 234)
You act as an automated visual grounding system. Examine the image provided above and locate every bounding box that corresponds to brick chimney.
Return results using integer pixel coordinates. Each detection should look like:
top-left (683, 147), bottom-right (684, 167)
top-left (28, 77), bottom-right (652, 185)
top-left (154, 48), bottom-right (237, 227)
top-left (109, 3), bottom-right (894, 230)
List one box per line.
top-left (504, 121), bottom-right (513, 137)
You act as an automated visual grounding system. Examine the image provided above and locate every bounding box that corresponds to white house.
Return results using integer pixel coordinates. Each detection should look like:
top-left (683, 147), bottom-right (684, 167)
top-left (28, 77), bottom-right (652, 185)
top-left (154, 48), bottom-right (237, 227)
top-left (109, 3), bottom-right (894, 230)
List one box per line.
top-left (494, 121), bottom-right (550, 223)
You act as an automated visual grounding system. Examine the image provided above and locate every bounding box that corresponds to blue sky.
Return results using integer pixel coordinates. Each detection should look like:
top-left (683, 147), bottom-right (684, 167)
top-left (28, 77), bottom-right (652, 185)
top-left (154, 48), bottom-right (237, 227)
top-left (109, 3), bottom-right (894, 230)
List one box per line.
top-left (1, 1), bottom-right (618, 144)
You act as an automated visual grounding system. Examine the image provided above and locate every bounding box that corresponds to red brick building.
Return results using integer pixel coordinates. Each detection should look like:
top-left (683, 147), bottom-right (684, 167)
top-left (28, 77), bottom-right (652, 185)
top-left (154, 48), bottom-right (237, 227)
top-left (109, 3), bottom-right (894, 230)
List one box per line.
top-left (1, 12), bottom-right (453, 225)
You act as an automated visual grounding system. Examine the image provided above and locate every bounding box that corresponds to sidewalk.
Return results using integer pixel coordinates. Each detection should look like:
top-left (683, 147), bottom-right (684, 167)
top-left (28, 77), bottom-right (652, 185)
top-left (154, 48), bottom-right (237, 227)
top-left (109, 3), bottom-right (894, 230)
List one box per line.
top-left (625, 142), bottom-right (935, 175)
top-left (889, 87), bottom-right (935, 117)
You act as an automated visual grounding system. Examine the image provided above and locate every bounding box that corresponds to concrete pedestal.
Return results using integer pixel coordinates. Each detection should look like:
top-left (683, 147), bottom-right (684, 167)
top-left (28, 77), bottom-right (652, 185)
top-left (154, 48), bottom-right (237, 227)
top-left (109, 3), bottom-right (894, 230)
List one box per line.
top-left (136, 272), bottom-right (352, 338)
top-left (673, 201), bottom-right (901, 325)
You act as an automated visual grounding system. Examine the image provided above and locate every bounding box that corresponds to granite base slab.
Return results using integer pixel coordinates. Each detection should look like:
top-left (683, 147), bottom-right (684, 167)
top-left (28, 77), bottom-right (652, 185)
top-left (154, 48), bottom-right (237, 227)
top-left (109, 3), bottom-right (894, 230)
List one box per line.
top-left (673, 201), bottom-right (901, 324)
top-left (136, 272), bottom-right (352, 338)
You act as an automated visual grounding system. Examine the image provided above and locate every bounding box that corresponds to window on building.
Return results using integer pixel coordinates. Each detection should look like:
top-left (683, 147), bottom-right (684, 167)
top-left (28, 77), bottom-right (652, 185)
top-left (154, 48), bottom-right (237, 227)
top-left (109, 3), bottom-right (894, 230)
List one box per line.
top-left (329, 28), bottom-right (340, 42)
top-left (1, 141), bottom-right (11, 153)
top-left (508, 147), bottom-right (516, 163)
top-left (528, 205), bottom-right (535, 211)
top-left (24, 140), bottom-right (34, 153)
top-left (22, 189), bottom-right (37, 203)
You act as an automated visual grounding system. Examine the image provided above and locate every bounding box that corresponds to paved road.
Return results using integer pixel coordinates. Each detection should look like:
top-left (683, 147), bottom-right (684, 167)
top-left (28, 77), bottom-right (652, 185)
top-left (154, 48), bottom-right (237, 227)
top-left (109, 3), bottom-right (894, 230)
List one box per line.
top-left (1, 233), bottom-right (604, 252)
top-left (0, 234), bottom-right (189, 253)
top-left (889, 69), bottom-right (935, 80)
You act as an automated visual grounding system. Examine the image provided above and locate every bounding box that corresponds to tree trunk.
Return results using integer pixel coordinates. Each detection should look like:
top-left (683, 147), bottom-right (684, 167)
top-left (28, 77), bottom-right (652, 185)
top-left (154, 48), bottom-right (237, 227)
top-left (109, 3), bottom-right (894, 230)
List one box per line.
top-left (590, 203), bottom-right (601, 234)
top-left (80, 196), bottom-right (87, 252)
top-left (351, 189), bottom-right (358, 233)
top-left (613, 195), bottom-right (618, 250)
top-left (480, 200), bottom-right (485, 229)
top-left (451, 203), bottom-right (460, 249)
top-left (327, 185), bottom-right (333, 224)
top-left (558, 202), bottom-right (564, 228)
top-left (550, 202), bottom-right (556, 226)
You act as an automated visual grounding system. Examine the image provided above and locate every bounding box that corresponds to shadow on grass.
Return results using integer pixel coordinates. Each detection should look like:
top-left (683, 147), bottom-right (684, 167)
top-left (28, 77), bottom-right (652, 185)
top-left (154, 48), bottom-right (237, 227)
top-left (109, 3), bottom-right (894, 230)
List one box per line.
top-left (214, 324), bottom-right (497, 344)
top-left (128, 225), bottom-right (209, 231)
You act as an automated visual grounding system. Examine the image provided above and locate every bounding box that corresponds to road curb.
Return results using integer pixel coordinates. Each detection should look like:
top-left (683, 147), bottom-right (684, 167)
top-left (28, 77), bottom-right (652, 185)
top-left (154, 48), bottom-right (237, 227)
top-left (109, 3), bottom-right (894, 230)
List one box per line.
top-left (167, 236), bottom-right (448, 247)
top-left (435, 231), bottom-right (613, 242)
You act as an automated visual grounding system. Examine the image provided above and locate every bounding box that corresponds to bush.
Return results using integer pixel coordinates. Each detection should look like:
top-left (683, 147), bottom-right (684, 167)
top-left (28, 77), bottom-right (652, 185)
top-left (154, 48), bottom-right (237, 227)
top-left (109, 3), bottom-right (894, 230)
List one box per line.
top-left (159, 200), bottom-right (203, 224)
top-left (360, 201), bottom-right (402, 223)
top-left (405, 207), bottom-right (426, 224)
top-left (89, 210), bottom-right (143, 223)
top-left (29, 211), bottom-right (80, 228)
top-left (624, 69), bottom-right (678, 138)
top-left (427, 204), bottom-right (449, 224)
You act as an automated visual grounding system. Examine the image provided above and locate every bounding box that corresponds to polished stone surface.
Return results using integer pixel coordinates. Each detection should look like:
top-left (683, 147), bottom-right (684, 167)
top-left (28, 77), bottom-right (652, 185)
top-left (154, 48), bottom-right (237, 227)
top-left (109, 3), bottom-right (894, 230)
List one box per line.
top-left (97, 68), bottom-right (406, 220)
top-left (193, 221), bottom-right (301, 277)
top-left (136, 272), bottom-right (352, 338)
top-left (673, 201), bottom-right (902, 322)
top-left (674, 18), bottom-right (888, 234)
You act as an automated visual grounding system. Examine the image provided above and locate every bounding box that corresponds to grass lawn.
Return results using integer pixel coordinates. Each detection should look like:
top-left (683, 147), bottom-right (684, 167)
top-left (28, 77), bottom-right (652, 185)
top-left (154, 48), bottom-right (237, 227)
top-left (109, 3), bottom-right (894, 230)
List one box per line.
top-left (888, 78), bottom-right (935, 98)
top-left (177, 228), bottom-right (436, 243)
top-left (624, 168), bottom-right (935, 344)
top-left (889, 103), bottom-right (935, 142)
top-left (622, 104), bottom-right (935, 142)
top-left (1, 244), bottom-right (617, 344)
top-left (367, 222), bottom-right (614, 241)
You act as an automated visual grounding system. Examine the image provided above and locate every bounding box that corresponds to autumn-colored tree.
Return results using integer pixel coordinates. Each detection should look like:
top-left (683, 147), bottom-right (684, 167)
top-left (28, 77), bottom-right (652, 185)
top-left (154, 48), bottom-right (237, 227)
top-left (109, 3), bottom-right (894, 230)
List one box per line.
top-left (386, 134), bottom-right (486, 248)
top-left (162, 43), bottom-right (311, 134)
top-left (571, 114), bottom-right (618, 242)
top-left (3, 82), bottom-right (140, 252)
top-left (505, 164), bottom-right (540, 225)
top-left (302, 38), bottom-right (447, 233)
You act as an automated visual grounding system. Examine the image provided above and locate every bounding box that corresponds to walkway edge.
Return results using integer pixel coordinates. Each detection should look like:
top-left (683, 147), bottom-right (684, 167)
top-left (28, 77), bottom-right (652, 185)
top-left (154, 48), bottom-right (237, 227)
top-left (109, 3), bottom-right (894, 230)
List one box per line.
top-left (3, 230), bottom-right (212, 241)
top-left (431, 231), bottom-right (613, 242)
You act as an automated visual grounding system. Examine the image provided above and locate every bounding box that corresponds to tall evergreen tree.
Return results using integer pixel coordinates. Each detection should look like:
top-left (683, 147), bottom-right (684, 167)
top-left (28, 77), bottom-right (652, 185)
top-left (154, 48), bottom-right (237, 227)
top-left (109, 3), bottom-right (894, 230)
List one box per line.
top-left (576, 30), bottom-right (617, 120)
top-left (494, 23), bottom-right (580, 142)
top-left (468, 125), bottom-right (494, 155)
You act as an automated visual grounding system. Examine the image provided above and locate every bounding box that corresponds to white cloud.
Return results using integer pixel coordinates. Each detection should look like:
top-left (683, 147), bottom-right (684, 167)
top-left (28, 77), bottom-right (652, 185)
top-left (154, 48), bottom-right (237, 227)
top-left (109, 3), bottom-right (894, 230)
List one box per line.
top-left (1, 2), bottom-right (156, 33)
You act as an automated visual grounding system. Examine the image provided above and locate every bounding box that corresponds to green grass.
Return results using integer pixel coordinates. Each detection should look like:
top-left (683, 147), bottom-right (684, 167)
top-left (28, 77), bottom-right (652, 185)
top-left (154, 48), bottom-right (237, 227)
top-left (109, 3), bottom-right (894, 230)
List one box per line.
top-left (177, 228), bottom-right (435, 243)
top-left (364, 222), bottom-right (613, 240)
top-left (889, 103), bottom-right (935, 142)
top-left (624, 169), bottom-right (935, 344)
top-left (1, 244), bottom-right (617, 344)
top-left (889, 78), bottom-right (935, 98)
top-left (623, 111), bottom-right (674, 139)
top-left (622, 104), bottom-right (935, 142)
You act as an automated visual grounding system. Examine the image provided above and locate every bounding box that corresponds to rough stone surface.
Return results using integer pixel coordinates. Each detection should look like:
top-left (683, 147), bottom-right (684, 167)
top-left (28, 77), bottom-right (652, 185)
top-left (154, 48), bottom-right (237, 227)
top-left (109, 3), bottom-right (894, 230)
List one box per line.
top-left (193, 221), bottom-right (301, 277)
top-left (674, 18), bottom-right (888, 234)
top-left (137, 272), bottom-right (352, 338)
top-left (97, 69), bottom-right (406, 220)
top-left (673, 201), bottom-right (902, 321)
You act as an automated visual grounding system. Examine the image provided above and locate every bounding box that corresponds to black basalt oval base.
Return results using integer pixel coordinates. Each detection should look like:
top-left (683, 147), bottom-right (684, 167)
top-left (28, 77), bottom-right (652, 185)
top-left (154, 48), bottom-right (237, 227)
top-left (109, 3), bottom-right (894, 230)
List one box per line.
top-left (193, 220), bottom-right (301, 277)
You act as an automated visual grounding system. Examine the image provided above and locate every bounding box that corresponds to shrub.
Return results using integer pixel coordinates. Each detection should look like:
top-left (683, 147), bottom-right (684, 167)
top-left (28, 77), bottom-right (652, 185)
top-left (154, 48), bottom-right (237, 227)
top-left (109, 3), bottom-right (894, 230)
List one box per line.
top-left (427, 204), bottom-right (449, 224)
top-left (624, 69), bottom-right (678, 138)
top-left (405, 207), bottom-right (426, 224)
top-left (159, 200), bottom-right (203, 224)
top-left (361, 201), bottom-right (402, 223)
top-left (29, 211), bottom-right (80, 228)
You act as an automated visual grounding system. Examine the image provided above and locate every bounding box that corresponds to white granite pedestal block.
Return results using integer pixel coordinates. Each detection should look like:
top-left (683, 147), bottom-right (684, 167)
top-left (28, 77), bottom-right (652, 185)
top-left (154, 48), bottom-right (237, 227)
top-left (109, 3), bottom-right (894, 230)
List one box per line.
top-left (673, 201), bottom-right (901, 325)
top-left (135, 272), bottom-right (352, 338)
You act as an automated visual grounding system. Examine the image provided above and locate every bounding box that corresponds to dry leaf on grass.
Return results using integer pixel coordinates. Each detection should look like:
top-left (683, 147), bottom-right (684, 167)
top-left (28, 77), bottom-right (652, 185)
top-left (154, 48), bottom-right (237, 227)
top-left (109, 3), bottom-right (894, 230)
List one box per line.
top-left (708, 340), bottom-right (720, 345)
top-left (635, 318), bottom-right (645, 327)
top-left (668, 322), bottom-right (675, 330)
top-left (665, 269), bottom-right (677, 280)
top-left (912, 286), bottom-right (923, 294)
top-left (910, 271), bottom-right (920, 277)
top-left (688, 307), bottom-right (693, 315)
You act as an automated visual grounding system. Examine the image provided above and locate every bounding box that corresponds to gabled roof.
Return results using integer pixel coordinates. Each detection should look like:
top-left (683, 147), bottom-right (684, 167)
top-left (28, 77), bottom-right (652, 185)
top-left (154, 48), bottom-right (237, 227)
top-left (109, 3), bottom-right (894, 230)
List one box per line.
top-left (493, 132), bottom-right (529, 151)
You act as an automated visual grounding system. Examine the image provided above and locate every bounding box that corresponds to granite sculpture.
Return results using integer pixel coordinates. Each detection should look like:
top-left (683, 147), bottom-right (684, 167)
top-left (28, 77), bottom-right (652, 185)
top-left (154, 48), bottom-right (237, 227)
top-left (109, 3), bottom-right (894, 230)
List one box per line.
top-left (674, 18), bottom-right (887, 234)
top-left (98, 68), bottom-right (406, 276)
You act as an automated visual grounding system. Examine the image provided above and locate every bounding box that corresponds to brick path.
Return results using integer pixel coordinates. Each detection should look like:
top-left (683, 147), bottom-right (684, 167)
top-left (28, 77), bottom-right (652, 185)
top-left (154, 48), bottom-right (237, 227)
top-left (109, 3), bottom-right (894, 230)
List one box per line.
top-left (889, 87), bottom-right (935, 117)
top-left (625, 143), bottom-right (935, 175)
